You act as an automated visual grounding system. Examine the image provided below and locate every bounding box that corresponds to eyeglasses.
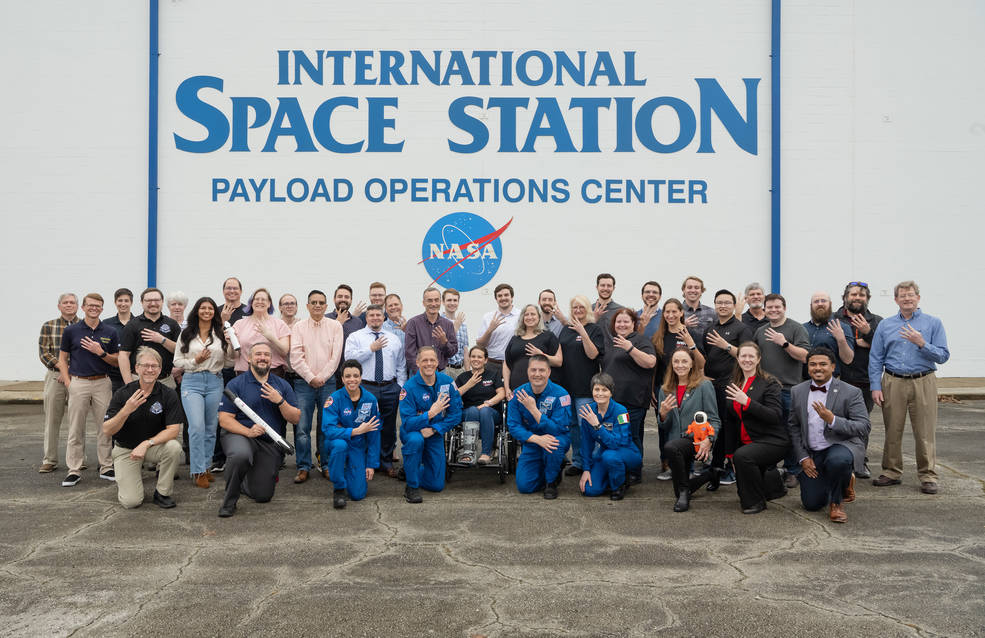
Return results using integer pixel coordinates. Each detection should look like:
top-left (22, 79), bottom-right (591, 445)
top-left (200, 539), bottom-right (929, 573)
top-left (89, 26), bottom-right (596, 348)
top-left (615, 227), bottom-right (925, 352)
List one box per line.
top-left (280, 301), bottom-right (297, 306)
top-left (848, 281), bottom-right (868, 288)
top-left (136, 363), bottom-right (161, 370)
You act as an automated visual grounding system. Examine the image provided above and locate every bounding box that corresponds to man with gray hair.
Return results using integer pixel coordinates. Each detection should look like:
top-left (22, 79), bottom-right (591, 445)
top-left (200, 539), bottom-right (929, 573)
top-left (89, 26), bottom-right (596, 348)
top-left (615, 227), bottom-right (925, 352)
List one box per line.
top-left (869, 281), bottom-right (949, 494)
top-left (38, 293), bottom-right (79, 473)
top-left (404, 287), bottom-right (458, 375)
top-left (736, 282), bottom-right (769, 331)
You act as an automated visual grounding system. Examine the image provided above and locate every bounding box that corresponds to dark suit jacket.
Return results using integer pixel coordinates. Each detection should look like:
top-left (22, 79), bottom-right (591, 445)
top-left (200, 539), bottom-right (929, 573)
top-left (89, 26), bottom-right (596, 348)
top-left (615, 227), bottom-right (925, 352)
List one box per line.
top-left (787, 378), bottom-right (871, 473)
top-left (723, 376), bottom-right (787, 453)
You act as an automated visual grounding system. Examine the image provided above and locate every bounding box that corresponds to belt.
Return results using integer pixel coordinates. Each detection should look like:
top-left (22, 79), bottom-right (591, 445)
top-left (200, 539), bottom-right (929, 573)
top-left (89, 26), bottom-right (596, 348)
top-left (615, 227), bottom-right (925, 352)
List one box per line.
top-left (364, 379), bottom-right (397, 386)
top-left (487, 358), bottom-right (504, 364)
top-left (886, 369), bottom-right (934, 380)
top-left (73, 374), bottom-right (107, 381)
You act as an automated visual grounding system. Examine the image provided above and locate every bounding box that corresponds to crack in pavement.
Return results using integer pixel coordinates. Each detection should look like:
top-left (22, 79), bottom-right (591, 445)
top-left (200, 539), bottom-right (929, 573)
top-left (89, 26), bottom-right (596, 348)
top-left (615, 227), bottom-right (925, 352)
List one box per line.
top-left (755, 593), bottom-right (933, 637)
top-left (120, 545), bottom-right (204, 629)
top-left (7, 505), bottom-right (120, 568)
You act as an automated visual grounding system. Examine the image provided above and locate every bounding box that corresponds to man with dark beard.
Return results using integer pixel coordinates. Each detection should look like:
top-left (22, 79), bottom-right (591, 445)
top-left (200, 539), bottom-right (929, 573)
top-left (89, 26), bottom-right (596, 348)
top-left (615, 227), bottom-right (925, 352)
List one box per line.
top-left (802, 292), bottom-right (854, 379)
top-left (834, 282), bottom-right (882, 478)
top-left (327, 284), bottom-right (367, 387)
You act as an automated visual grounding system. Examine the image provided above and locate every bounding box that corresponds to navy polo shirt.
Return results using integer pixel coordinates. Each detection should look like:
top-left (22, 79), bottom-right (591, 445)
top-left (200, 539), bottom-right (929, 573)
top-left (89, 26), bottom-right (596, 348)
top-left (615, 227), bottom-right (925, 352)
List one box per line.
top-left (218, 370), bottom-right (298, 440)
top-left (60, 320), bottom-right (119, 377)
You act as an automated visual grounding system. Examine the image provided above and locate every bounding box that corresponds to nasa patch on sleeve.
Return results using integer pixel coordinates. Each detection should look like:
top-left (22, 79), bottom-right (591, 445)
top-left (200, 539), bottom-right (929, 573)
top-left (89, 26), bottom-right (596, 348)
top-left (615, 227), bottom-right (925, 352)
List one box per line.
top-left (324, 396), bottom-right (333, 408)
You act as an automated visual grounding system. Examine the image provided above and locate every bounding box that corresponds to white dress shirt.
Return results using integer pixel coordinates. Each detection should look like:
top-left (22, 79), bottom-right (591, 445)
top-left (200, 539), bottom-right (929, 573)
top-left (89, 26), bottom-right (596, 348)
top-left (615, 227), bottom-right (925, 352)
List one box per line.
top-left (345, 325), bottom-right (407, 386)
top-left (480, 307), bottom-right (520, 360)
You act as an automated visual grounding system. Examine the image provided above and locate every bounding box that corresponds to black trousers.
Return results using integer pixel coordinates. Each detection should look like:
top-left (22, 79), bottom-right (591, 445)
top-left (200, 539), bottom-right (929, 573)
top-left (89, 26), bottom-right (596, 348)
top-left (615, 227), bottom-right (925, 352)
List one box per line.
top-left (220, 432), bottom-right (283, 509)
top-left (664, 437), bottom-right (708, 497)
top-left (733, 441), bottom-right (788, 509)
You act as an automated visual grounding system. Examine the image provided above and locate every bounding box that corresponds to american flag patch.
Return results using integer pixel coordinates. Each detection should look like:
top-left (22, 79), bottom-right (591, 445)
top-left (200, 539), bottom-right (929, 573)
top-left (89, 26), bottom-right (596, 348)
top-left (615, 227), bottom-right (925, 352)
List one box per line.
top-left (617, 413), bottom-right (629, 425)
top-left (559, 394), bottom-right (570, 407)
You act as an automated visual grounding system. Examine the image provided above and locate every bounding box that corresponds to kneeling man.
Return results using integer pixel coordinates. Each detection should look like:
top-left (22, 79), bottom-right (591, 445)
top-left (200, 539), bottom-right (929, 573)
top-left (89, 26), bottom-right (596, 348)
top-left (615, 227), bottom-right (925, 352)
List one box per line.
top-left (322, 359), bottom-right (381, 508)
top-left (399, 347), bottom-right (463, 503)
top-left (507, 354), bottom-right (572, 499)
top-left (788, 347), bottom-right (871, 523)
top-left (102, 347), bottom-right (183, 508)
top-left (217, 343), bottom-right (300, 517)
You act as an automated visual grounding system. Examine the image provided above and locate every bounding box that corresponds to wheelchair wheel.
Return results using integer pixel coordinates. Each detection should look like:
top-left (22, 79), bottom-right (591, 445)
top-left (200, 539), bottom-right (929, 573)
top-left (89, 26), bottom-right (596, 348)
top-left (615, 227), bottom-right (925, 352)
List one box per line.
top-left (497, 430), bottom-right (508, 484)
top-left (507, 437), bottom-right (518, 474)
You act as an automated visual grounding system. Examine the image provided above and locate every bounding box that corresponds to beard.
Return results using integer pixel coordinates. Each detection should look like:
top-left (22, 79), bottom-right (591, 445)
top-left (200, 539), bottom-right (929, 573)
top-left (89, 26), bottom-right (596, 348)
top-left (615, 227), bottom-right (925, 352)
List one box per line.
top-left (846, 299), bottom-right (866, 314)
top-left (335, 301), bottom-right (350, 312)
top-left (748, 301), bottom-right (764, 309)
top-left (811, 307), bottom-right (832, 323)
top-left (250, 362), bottom-right (270, 377)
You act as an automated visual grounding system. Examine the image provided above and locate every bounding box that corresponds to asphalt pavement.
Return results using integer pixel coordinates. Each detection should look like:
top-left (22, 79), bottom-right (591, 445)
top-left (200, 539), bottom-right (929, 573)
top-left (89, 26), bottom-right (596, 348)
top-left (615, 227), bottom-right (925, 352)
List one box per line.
top-left (0, 401), bottom-right (983, 637)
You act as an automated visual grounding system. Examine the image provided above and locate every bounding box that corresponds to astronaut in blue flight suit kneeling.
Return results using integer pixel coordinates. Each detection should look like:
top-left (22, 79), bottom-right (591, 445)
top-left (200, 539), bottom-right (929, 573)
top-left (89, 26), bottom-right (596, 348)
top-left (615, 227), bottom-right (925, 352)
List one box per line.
top-left (507, 354), bottom-right (572, 499)
top-left (399, 346), bottom-right (463, 504)
top-left (577, 372), bottom-right (642, 501)
top-left (321, 359), bottom-right (381, 509)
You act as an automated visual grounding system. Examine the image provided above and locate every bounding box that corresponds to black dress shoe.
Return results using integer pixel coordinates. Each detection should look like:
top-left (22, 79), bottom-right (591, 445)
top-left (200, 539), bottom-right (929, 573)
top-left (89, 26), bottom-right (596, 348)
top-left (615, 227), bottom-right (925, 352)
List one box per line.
top-left (706, 468), bottom-right (721, 492)
top-left (627, 473), bottom-right (642, 486)
top-left (404, 486), bottom-right (423, 503)
top-left (543, 484), bottom-right (558, 499)
top-left (742, 502), bottom-right (766, 515)
top-left (153, 490), bottom-right (176, 509)
top-left (333, 489), bottom-right (347, 509)
top-left (673, 491), bottom-right (690, 512)
top-left (872, 474), bottom-right (902, 487)
top-left (610, 484), bottom-right (626, 501)
top-left (218, 503), bottom-right (236, 518)
top-left (564, 465), bottom-right (583, 477)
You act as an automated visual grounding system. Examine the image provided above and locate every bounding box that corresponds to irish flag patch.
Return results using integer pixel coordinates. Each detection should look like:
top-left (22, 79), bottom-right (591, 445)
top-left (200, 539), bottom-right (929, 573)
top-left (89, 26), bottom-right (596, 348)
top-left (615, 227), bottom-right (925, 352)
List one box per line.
top-left (617, 413), bottom-right (630, 425)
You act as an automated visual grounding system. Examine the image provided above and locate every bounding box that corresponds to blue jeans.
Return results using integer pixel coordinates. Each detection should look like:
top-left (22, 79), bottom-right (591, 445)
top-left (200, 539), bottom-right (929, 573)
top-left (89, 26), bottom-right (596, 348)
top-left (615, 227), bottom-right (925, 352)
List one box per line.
top-left (568, 396), bottom-right (592, 469)
top-left (780, 386), bottom-right (799, 475)
top-left (180, 371), bottom-right (223, 475)
top-left (293, 378), bottom-right (336, 471)
top-left (463, 406), bottom-right (502, 456)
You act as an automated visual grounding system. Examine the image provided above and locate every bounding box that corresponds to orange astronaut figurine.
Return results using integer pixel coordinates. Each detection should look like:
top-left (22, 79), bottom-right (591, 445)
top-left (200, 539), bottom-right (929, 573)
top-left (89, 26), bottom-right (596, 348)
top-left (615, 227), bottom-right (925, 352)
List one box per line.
top-left (685, 411), bottom-right (715, 452)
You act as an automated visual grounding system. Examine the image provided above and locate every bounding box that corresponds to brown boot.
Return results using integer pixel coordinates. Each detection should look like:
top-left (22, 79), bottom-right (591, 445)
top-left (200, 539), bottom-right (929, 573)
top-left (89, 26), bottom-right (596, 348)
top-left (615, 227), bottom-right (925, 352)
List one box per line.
top-left (829, 502), bottom-right (847, 523)
top-left (204, 470), bottom-right (216, 483)
top-left (194, 473), bottom-right (211, 489)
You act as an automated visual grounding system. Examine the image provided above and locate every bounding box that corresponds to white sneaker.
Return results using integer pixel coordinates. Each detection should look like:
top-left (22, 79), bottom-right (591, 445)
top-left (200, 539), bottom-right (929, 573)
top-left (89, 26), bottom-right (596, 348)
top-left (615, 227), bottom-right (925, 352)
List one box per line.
top-left (656, 469), bottom-right (672, 481)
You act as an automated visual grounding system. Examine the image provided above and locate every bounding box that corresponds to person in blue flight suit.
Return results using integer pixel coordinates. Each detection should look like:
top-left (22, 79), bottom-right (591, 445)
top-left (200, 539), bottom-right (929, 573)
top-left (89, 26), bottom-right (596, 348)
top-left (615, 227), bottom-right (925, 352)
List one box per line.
top-left (399, 346), bottom-right (463, 503)
top-left (577, 372), bottom-right (642, 501)
top-left (322, 359), bottom-right (381, 509)
top-left (507, 354), bottom-right (572, 499)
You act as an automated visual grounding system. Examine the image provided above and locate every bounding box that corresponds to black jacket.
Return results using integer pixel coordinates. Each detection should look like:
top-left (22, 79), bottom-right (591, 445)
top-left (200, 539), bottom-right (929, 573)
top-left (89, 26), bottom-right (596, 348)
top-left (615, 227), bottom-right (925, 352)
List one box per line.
top-left (723, 375), bottom-right (788, 453)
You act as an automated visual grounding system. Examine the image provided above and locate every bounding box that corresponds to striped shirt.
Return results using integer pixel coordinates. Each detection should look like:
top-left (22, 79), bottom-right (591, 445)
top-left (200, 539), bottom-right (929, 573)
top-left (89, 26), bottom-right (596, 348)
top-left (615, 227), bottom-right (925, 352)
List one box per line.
top-left (38, 316), bottom-right (79, 371)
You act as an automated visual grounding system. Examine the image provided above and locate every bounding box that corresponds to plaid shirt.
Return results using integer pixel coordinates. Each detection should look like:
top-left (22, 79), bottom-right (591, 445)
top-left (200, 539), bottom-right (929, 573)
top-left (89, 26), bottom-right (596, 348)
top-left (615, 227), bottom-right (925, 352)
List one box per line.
top-left (39, 316), bottom-right (79, 371)
top-left (448, 320), bottom-right (469, 367)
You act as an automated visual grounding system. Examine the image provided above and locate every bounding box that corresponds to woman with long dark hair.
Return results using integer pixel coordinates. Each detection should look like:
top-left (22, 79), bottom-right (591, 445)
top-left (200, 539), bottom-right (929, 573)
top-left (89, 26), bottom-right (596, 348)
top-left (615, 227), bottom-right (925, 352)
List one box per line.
top-left (173, 297), bottom-right (234, 488)
top-left (657, 346), bottom-right (719, 512)
top-left (650, 298), bottom-right (705, 480)
top-left (723, 341), bottom-right (789, 514)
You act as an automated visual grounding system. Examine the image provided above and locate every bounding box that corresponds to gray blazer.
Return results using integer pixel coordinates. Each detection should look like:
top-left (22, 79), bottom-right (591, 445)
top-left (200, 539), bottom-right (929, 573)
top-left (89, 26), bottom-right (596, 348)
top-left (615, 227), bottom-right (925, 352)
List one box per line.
top-left (656, 380), bottom-right (721, 443)
top-left (787, 378), bottom-right (871, 473)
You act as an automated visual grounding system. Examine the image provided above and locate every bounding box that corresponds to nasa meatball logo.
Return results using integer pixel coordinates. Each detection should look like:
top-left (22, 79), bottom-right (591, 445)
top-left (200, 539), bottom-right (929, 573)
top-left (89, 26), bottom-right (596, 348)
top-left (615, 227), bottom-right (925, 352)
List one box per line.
top-left (420, 213), bottom-right (512, 292)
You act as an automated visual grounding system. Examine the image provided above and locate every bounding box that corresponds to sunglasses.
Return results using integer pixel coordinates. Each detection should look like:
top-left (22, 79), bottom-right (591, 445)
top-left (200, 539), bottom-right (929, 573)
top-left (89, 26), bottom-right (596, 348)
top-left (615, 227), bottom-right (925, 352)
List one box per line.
top-left (848, 281), bottom-right (869, 288)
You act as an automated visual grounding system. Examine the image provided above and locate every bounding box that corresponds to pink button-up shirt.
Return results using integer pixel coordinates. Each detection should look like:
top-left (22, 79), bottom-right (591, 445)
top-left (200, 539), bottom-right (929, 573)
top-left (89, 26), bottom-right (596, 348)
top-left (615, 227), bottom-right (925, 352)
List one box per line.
top-left (290, 317), bottom-right (344, 383)
top-left (232, 315), bottom-right (292, 372)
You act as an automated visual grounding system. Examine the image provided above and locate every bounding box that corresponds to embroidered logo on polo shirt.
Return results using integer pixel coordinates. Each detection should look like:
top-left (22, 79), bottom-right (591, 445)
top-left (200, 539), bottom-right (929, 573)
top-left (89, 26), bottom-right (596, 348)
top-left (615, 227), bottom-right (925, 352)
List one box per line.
top-left (482, 380), bottom-right (492, 386)
top-left (150, 401), bottom-right (163, 415)
top-left (100, 336), bottom-right (111, 344)
top-left (159, 324), bottom-right (171, 334)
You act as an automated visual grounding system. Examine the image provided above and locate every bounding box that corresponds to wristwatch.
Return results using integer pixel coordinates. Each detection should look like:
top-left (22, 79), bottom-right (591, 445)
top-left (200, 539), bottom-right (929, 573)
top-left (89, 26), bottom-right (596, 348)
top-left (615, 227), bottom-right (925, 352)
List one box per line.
top-left (781, 341), bottom-right (790, 349)
top-left (276, 398), bottom-right (286, 406)
top-left (146, 438), bottom-right (156, 447)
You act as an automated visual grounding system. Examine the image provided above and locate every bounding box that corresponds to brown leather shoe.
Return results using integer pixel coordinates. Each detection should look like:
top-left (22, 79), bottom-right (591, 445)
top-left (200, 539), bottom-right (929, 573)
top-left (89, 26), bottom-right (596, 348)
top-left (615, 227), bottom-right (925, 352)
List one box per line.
top-left (204, 470), bottom-right (216, 483)
top-left (842, 474), bottom-right (856, 503)
top-left (829, 502), bottom-right (847, 523)
top-left (39, 463), bottom-right (57, 474)
top-left (321, 469), bottom-right (330, 480)
top-left (872, 474), bottom-right (901, 487)
top-left (294, 470), bottom-right (309, 484)
top-left (194, 473), bottom-right (210, 489)
top-left (385, 466), bottom-right (399, 478)
top-left (920, 481), bottom-right (938, 494)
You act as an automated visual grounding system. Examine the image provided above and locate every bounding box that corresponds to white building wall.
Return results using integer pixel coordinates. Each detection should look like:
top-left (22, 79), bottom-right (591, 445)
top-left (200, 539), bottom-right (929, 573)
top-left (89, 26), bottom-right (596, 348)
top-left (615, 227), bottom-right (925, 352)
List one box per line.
top-left (2, 1), bottom-right (981, 380)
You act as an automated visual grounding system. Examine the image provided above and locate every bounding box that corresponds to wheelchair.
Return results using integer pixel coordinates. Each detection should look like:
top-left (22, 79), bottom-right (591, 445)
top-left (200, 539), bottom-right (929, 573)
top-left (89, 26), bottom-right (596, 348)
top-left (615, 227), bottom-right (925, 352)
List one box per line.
top-left (444, 404), bottom-right (517, 483)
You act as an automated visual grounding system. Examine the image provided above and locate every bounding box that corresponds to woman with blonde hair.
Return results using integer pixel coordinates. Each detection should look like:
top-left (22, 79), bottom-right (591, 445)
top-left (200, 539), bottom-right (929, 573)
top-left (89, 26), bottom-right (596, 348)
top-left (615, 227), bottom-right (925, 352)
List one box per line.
top-left (503, 303), bottom-right (561, 398)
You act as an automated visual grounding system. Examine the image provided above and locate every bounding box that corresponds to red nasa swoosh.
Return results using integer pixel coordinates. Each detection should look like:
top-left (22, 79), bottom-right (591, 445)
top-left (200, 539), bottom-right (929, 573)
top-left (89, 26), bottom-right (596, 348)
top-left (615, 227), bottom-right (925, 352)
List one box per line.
top-left (418, 217), bottom-right (513, 286)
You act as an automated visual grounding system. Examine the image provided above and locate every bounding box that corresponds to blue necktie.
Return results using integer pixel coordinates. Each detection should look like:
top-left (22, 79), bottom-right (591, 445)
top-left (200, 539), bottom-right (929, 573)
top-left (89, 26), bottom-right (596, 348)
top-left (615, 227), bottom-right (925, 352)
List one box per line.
top-left (372, 332), bottom-right (384, 382)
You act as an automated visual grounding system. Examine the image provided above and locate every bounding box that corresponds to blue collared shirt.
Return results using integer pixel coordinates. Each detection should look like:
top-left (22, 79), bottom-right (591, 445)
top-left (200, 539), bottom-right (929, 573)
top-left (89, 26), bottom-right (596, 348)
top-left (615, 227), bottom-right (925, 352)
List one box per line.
top-left (382, 319), bottom-right (405, 348)
top-left (447, 316), bottom-right (469, 367)
top-left (868, 309), bottom-right (949, 390)
top-left (344, 326), bottom-right (407, 385)
top-left (638, 308), bottom-right (663, 340)
top-left (219, 370), bottom-right (298, 439)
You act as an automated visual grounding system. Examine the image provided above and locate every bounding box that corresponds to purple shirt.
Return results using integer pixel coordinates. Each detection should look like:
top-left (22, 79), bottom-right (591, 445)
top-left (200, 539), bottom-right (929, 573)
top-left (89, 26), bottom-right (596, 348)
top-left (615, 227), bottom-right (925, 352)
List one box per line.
top-left (404, 313), bottom-right (458, 374)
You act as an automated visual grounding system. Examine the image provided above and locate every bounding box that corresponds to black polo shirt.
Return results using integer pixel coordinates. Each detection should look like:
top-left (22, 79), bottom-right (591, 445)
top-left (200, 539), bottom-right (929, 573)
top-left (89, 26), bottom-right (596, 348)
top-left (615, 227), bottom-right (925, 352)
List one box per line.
top-left (119, 313), bottom-right (181, 378)
top-left (60, 320), bottom-right (119, 377)
top-left (105, 381), bottom-right (184, 449)
top-left (456, 367), bottom-right (504, 410)
top-left (741, 310), bottom-right (769, 332)
top-left (699, 316), bottom-right (752, 384)
top-left (835, 306), bottom-right (883, 386)
top-left (557, 323), bottom-right (606, 398)
top-left (103, 315), bottom-right (130, 383)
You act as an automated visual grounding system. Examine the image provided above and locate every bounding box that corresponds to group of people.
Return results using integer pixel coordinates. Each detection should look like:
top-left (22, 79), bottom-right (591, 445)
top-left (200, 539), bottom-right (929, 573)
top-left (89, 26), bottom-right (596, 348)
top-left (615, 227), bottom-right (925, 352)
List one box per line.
top-left (38, 275), bottom-right (949, 523)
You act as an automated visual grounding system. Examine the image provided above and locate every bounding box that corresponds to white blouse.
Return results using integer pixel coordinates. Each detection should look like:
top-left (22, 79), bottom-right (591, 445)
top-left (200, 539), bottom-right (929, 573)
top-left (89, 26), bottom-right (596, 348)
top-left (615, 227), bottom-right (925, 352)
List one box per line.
top-left (172, 331), bottom-right (235, 374)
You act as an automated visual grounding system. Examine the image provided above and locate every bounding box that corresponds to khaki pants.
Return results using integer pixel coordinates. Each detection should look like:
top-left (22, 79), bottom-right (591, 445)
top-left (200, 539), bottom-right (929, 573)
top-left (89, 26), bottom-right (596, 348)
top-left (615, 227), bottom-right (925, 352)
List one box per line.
top-left (880, 372), bottom-right (938, 483)
top-left (66, 377), bottom-right (113, 474)
top-left (42, 369), bottom-right (69, 465)
top-left (112, 440), bottom-right (182, 508)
